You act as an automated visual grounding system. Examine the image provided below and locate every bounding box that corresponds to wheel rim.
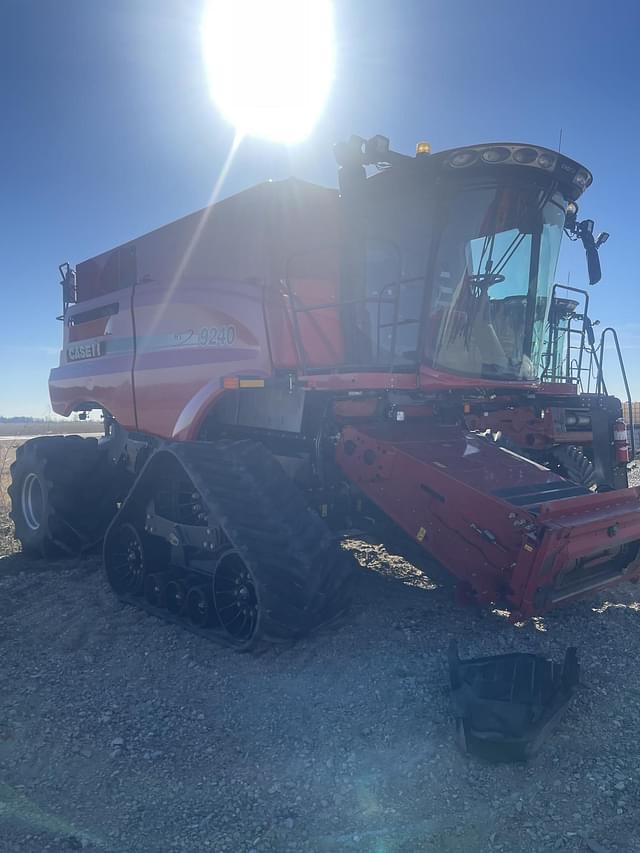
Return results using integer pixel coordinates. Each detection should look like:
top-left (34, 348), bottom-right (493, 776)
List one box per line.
top-left (213, 551), bottom-right (259, 644)
top-left (21, 473), bottom-right (44, 532)
top-left (105, 523), bottom-right (146, 595)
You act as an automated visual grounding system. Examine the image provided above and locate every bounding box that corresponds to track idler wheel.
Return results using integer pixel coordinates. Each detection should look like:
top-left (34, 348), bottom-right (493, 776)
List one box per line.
top-left (213, 549), bottom-right (260, 648)
top-left (186, 585), bottom-right (218, 629)
top-left (104, 522), bottom-right (148, 596)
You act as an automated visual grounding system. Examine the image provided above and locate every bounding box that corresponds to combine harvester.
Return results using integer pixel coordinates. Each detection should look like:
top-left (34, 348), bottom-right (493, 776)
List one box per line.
top-left (10, 135), bottom-right (640, 648)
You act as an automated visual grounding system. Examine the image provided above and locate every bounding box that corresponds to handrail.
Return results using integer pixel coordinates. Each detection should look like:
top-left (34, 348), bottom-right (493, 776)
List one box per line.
top-left (597, 326), bottom-right (635, 458)
top-left (541, 284), bottom-right (589, 384)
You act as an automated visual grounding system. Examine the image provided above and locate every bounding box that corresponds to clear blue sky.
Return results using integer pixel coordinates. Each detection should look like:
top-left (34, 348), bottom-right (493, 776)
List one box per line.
top-left (2, 0), bottom-right (639, 416)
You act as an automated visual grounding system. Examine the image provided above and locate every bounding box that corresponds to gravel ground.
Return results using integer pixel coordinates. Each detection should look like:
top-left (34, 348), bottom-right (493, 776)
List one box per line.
top-left (1, 462), bottom-right (640, 852)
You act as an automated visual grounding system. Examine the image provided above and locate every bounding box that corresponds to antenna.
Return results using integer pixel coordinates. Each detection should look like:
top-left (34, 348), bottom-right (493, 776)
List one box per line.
top-left (558, 128), bottom-right (563, 153)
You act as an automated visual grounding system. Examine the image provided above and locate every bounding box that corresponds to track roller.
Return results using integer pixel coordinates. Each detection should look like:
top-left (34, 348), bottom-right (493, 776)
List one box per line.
top-left (144, 572), bottom-right (171, 608)
top-left (186, 585), bottom-right (218, 629)
top-left (166, 579), bottom-right (187, 616)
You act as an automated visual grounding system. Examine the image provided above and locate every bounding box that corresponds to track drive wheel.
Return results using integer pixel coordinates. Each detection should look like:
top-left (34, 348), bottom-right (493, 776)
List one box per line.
top-left (8, 435), bottom-right (117, 557)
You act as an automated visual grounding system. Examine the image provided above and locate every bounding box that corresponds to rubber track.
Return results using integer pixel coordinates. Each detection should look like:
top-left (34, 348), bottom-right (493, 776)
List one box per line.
top-left (109, 439), bottom-right (355, 648)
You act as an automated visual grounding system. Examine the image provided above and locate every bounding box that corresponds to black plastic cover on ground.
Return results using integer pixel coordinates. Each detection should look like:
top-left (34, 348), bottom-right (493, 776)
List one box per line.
top-left (448, 640), bottom-right (579, 762)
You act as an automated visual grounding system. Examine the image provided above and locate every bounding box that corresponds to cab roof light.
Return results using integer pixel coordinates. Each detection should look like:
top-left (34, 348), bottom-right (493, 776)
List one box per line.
top-left (537, 151), bottom-right (556, 169)
top-left (449, 149), bottom-right (479, 168)
top-left (446, 144), bottom-right (580, 180)
top-left (573, 169), bottom-right (591, 189)
top-left (481, 146), bottom-right (511, 163)
top-left (416, 141), bottom-right (431, 156)
top-left (512, 147), bottom-right (538, 164)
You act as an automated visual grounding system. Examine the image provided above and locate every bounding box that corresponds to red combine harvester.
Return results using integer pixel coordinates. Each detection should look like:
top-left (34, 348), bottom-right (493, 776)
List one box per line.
top-left (10, 135), bottom-right (640, 648)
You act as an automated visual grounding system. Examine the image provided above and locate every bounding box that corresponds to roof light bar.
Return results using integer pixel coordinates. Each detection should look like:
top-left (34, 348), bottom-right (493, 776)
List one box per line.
top-left (446, 144), bottom-right (589, 187)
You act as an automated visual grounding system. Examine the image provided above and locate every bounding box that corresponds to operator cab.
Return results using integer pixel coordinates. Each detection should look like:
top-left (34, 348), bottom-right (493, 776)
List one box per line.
top-left (308, 135), bottom-right (608, 389)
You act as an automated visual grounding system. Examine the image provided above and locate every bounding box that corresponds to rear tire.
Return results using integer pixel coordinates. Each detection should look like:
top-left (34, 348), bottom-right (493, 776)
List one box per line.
top-left (549, 444), bottom-right (597, 490)
top-left (8, 435), bottom-right (118, 557)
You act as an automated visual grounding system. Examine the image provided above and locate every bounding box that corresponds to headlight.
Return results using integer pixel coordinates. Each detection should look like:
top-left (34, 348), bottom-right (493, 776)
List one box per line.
top-left (481, 146), bottom-right (510, 163)
top-left (512, 147), bottom-right (538, 164)
top-left (537, 151), bottom-right (556, 169)
top-left (449, 149), bottom-right (479, 167)
top-left (573, 169), bottom-right (591, 189)
top-left (565, 411), bottom-right (591, 429)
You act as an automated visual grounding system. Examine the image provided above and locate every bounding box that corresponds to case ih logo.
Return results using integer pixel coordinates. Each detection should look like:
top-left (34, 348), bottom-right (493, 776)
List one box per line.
top-left (67, 341), bottom-right (105, 361)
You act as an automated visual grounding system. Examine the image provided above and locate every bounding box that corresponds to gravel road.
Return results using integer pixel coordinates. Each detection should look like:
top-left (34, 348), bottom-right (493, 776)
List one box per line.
top-left (1, 470), bottom-right (640, 852)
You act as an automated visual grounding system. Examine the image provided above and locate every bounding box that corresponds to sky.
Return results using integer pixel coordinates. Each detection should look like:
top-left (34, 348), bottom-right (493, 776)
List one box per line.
top-left (1, 0), bottom-right (640, 416)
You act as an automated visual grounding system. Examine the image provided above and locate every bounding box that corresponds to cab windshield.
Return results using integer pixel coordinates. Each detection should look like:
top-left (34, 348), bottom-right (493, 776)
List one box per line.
top-left (425, 184), bottom-right (566, 380)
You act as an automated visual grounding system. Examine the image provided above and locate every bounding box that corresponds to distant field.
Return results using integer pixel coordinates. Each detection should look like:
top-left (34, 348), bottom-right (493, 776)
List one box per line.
top-left (0, 421), bottom-right (102, 437)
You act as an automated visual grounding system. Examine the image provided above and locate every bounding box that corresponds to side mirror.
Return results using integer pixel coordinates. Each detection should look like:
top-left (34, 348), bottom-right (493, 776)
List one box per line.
top-left (585, 243), bottom-right (602, 285)
top-left (578, 220), bottom-right (602, 286)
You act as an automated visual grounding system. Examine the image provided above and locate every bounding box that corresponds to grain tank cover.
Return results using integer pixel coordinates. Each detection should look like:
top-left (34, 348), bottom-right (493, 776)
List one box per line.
top-left (74, 178), bottom-right (340, 302)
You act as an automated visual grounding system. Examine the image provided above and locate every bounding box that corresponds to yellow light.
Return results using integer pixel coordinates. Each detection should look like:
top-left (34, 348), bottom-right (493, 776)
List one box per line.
top-left (201, 0), bottom-right (335, 144)
top-left (416, 141), bottom-right (432, 156)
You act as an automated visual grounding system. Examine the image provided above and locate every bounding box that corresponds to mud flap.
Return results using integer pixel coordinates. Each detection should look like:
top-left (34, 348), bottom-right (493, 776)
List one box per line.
top-left (448, 640), bottom-right (579, 762)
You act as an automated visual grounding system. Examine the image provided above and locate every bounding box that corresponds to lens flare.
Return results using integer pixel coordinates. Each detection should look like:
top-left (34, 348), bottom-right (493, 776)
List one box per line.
top-left (201, 0), bottom-right (335, 144)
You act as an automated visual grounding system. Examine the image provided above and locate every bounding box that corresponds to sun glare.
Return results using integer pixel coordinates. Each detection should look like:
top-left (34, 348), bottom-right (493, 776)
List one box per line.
top-left (201, 0), bottom-right (335, 144)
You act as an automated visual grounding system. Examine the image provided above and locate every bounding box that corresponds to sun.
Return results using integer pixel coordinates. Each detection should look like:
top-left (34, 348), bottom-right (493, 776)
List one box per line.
top-left (201, 0), bottom-right (335, 144)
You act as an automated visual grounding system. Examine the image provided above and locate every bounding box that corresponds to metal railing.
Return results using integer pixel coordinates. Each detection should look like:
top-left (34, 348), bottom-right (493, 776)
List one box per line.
top-left (541, 285), bottom-right (590, 386)
top-left (596, 326), bottom-right (635, 457)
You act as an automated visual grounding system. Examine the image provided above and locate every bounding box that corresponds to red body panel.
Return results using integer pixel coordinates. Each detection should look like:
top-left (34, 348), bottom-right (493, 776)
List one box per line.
top-left (132, 278), bottom-right (271, 438)
top-left (466, 402), bottom-right (591, 450)
top-left (336, 422), bottom-right (640, 614)
top-left (49, 289), bottom-right (137, 428)
top-left (50, 179), bottom-right (340, 437)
